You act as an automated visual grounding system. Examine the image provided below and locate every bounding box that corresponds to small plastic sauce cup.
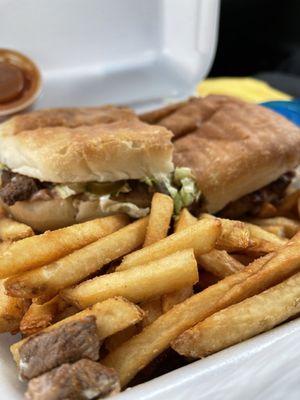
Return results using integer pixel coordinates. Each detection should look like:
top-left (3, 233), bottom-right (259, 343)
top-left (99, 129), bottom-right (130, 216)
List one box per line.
top-left (0, 49), bottom-right (42, 117)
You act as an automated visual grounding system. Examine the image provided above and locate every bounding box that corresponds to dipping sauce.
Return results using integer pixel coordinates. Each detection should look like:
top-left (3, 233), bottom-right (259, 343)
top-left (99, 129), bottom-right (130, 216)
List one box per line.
top-left (0, 49), bottom-right (42, 117)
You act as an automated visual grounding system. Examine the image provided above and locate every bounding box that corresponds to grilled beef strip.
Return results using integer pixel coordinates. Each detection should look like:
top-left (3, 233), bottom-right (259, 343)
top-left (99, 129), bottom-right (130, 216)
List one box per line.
top-left (19, 317), bottom-right (100, 380)
top-left (25, 359), bottom-right (120, 400)
top-left (0, 170), bottom-right (51, 206)
top-left (219, 171), bottom-right (294, 219)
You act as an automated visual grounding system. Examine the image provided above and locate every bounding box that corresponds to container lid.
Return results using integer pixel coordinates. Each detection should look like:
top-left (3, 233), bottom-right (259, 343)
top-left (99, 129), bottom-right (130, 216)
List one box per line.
top-left (0, 0), bottom-right (219, 111)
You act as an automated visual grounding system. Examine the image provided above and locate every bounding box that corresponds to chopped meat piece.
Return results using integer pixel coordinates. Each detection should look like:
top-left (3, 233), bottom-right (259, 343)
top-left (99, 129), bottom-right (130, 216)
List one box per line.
top-left (219, 172), bottom-right (294, 219)
top-left (19, 317), bottom-right (100, 380)
top-left (0, 170), bottom-right (41, 205)
top-left (25, 359), bottom-right (120, 400)
top-left (111, 181), bottom-right (153, 208)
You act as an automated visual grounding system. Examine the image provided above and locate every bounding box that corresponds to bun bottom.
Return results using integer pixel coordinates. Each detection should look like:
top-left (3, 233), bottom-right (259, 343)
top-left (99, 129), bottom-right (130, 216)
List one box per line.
top-left (2, 198), bottom-right (107, 232)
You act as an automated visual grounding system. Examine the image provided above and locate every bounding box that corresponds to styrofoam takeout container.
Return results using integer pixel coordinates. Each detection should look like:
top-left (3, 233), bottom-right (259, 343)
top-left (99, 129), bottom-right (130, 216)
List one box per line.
top-left (1, 0), bottom-right (300, 399)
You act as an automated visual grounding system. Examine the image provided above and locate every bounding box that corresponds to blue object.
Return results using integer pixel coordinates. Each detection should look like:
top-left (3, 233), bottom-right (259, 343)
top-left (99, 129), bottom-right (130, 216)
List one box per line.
top-left (262, 100), bottom-right (300, 126)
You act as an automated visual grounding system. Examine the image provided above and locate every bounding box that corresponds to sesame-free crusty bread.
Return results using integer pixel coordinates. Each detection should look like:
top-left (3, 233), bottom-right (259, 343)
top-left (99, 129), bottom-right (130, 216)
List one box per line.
top-left (0, 119), bottom-right (173, 183)
top-left (173, 98), bottom-right (300, 213)
top-left (0, 105), bottom-right (137, 135)
top-left (140, 95), bottom-right (242, 139)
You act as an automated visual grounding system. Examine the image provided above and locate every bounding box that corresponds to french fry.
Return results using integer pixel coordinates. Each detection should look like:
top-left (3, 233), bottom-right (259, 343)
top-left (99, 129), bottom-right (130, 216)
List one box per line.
top-left (172, 271), bottom-right (300, 358)
top-left (201, 213), bottom-right (287, 252)
top-left (106, 231), bottom-right (300, 387)
top-left (0, 215), bottom-right (129, 279)
top-left (141, 194), bottom-right (173, 325)
top-left (0, 217), bottom-right (34, 241)
top-left (162, 210), bottom-right (243, 313)
top-left (248, 217), bottom-right (300, 239)
top-left (245, 222), bottom-right (287, 253)
top-left (31, 293), bottom-right (58, 305)
top-left (162, 209), bottom-right (196, 312)
top-left (105, 325), bottom-right (139, 352)
top-left (231, 253), bottom-right (257, 266)
top-left (199, 250), bottom-right (244, 278)
top-left (143, 193), bottom-right (173, 247)
top-left (140, 297), bottom-right (162, 327)
top-left (0, 241), bottom-right (13, 253)
top-left (216, 220), bottom-right (251, 251)
top-left (163, 211), bottom-right (243, 312)
top-left (102, 254), bottom-right (273, 387)
top-left (199, 214), bottom-right (251, 252)
top-left (0, 280), bottom-right (29, 333)
top-left (62, 249), bottom-right (199, 309)
top-left (11, 297), bottom-right (144, 365)
top-left (117, 218), bottom-right (221, 271)
top-left (20, 296), bottom-right (68, 336)
top-left (176, 211), bottom-right (244, 277)
top-left (261, 225), bottom-right (286, 238)
top-left (5, 217), bottom-right (148, 299)
top-left (174, 208), bottom-right (197, 232)
top-left (162, 287), bottom-right (194, 313)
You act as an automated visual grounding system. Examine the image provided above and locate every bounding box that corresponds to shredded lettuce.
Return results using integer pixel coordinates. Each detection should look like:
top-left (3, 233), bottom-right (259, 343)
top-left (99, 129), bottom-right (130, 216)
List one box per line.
top-left (50, 167), bottom-right (200, 216)
top-left (174, 167), bottom-right (194, 183)
top-left (53, 183), bottom-right (86, 199)
top-left (141, 176), bottom-right (155, 187)
top-left (99, 195), bottom-right (149, 218)
top-left (180, 177), bottom-right (200, 205)
top-left (150, 168), bottom-right (201, 214)
top-left (54, 185), bottom-right (77, 199)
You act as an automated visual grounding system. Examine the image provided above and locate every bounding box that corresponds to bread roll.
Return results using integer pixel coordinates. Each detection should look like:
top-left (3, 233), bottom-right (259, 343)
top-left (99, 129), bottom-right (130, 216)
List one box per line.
top-left (0, 119), bottom-right (173, 183)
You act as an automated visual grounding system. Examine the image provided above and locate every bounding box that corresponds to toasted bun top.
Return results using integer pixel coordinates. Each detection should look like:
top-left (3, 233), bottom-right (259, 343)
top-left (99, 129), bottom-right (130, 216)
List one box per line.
top-left (144, 95), bottom-right (240, 139)
top-left (0, 105), bottom-right (137, 134)
top-left (0, 118), bottom-right (174, 183)
top-left (174, 97), bottom-right (300, 213)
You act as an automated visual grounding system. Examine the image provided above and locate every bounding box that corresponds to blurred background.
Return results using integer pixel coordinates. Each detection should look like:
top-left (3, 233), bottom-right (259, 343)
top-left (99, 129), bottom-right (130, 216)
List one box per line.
top-left (209, 0), bottom-right (300, 96)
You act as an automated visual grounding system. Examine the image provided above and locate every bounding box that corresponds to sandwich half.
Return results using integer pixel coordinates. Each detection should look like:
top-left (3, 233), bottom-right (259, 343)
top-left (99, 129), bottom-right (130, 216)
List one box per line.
top-left (0, 107), bottom-right (181, 231)
top-left (141, 95), bottom-right (300, 217)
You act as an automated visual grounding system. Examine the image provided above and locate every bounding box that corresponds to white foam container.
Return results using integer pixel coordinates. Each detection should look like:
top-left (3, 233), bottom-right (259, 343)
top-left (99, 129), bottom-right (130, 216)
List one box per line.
top-left (0, 0), bottom-right (219, 111)
top-left (1, 1), bottom-right (300, 399)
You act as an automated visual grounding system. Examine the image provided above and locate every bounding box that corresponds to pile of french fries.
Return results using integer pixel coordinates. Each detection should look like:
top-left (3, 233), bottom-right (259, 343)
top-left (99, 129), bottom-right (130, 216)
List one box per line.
top-left (2, 190), bottom-right (300, 393)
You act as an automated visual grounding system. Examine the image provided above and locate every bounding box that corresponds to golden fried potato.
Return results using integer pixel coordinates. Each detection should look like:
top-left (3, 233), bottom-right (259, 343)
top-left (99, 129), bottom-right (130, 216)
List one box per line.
top-left (104, 229), bottom-right (300, 387)
top-left (172, 271), bottom-right (300, 357)
top-left (118, 218), bottom-right (221, 271)
top-left (0, 217), bottom-right (34, 241)
top-left (0, 215), bottom-right (128, 278)
top-left (20, 296), bottom-right (68, 336)
top-left (143, 193), bottom-right (173, 247)
top-left (0, 280), bottom-right (29, 334)
top-left (5, 218), bottom-right (148, 299)
top-left (11, 297), bottom-right (144, 365)
top-left (62, 249), bottom-right (198, 309)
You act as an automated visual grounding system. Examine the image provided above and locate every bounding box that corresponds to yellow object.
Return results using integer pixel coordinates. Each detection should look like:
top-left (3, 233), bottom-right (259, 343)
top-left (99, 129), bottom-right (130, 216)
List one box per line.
top-left (197, 77), bottom-right (292, 103)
